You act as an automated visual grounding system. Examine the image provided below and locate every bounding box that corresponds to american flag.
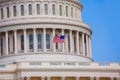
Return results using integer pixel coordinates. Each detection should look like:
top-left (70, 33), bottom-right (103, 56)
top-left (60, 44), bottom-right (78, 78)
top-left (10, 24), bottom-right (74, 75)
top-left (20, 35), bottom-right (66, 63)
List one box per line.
top-left (53, 35), bottom-right (65, 43)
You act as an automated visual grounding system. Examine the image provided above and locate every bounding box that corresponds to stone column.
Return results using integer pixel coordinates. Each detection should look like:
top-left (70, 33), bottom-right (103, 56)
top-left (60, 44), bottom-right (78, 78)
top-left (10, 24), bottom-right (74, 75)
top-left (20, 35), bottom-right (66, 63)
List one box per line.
top-left (76, 77), bottom-right (79, 80)
top-left (27, 77), bottom-right (31, 80)
top-left (81, 33), bottom-right (84, 55)
top-left (96, 77), bottom-right (100, 80)
top-left (5, 31), bottom-right (8, 55)
top-left (61, 29), bottom-right (65, 52)
top-left (41, 76), bottom-right (45, 80)
top-left (110, 77), bottom-right (114, 80)
top-left (53, 29), bottom-right (56, 52)
top-left (61, 76), bottom-right (65, 80)
top-left (69, 30), bottom-right (73, 53)
top-left (90, 77), bottom-right (94, 80)
top-left (33, 28), bottom-right (37, 52)
top-left (14, 30), bottom-right (18, 54)
top-left (43, 28), bottom-right (46, 52)
top-left (47, 76), bottom-right (51, 80)
top-left (23, 29), bottom-right (27, 53)
top-left (89, 36), bottom-right (92, 58)
top-left (76, 31), bottom-right (79, 54)
top-left (86, 35), bottom-right (89, 57)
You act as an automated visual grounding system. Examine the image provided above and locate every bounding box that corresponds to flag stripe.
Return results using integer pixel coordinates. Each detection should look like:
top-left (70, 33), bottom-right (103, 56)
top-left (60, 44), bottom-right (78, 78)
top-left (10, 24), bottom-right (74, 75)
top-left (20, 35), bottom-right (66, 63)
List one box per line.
top-left (53, 35), bottom-right (65, 43)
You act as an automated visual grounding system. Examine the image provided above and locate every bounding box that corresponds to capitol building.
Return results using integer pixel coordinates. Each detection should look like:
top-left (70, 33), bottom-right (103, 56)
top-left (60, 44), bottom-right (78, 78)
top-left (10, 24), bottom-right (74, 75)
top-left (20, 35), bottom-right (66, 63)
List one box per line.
top-left (0, 0), bottom-right (120, 80)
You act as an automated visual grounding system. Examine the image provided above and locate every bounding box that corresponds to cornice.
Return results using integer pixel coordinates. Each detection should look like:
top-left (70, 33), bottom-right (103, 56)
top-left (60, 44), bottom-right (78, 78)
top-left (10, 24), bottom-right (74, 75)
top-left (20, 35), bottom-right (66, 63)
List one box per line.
top-left (0, 17), bottom-right (92, 34)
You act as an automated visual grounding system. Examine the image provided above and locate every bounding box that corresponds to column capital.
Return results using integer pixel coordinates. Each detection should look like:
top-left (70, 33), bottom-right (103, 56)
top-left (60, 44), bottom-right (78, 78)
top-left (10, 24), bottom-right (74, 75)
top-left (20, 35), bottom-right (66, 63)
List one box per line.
top-left (14, 29), bottom-right (17, 31)
top-left (33, 28), bottom-right (36, 30)
top-left (5, 31), bottom-right (8, 33)
top-left (27, 76), bottom-right (31, 80)
top-left (53, 28), bottom-right (56, 30)
top-left (69, 29), bottom-right (72, 32)
top-left (76, 76), bottom-right (79, 80)
top-left (95, 77), bottom-right (100, 80)
top-left (110, 77), bottom-right (114, 80)
top-left (90, 77), bottom-right (94, 80)
top-left (41, 76), bottom-right (46, 80)
top-left (47, 76), bottom-right (51, 80)
top-left (23, 28), bottom-right (26, 30)
top-left (43, 28), bottom-right (46, 30)
top-left (61, 76), bottom-right (65, 80)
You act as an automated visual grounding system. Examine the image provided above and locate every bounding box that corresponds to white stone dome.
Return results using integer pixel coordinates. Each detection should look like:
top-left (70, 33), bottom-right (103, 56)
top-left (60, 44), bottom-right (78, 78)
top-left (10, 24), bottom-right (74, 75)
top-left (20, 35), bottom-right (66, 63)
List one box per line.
top-left (0, 0), bottom-right (92, 64)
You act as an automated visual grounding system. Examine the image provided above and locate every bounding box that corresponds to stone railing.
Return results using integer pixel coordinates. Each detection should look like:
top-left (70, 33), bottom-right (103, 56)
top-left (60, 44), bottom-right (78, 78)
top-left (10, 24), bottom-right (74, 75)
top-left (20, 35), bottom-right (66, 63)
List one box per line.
top-left (18, 62), bottom-right (120, 70)
top-left (0, 62), bottom-right (120, 72)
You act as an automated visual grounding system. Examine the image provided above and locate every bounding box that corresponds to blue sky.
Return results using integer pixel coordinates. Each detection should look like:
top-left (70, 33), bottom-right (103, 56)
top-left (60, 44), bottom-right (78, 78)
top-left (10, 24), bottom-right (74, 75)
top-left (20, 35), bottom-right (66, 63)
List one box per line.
top-left (80, 0), bottom-right (120, 62)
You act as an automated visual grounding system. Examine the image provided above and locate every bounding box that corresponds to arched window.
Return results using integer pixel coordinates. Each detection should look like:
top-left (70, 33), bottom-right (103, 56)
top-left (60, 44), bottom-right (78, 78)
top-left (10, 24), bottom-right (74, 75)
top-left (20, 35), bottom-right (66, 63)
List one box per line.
top-left (21, 35), bottom-right (24, 50)
top-left (13, 6), bottom-right (17, 17)
top-left (29, 34), bottom-right (33, 50)
top-left (28, 4), bottom-right (32, 15)
top-left (46, 34), bottom-right (50, 49)
top-left (1, 8), bottom-right (4, 19)
top-left (37, 34), bottom-right (42, 49)
top-left (21, 5), bottom-right (24, 16)
top-left (66, 6), bottom-right (68, 17)
top-left (71, 7), bottom-right (73, 18)
top-left (36, 4), bottom-right (40, 15)
top-left (52, 4), bottom-right (55, 15)
top-left (7, 7), bottom-right (10, 18)
top-left (44, 4), bottom-right (48, 15)
top-left (59, 5), bottom-right (62, 16)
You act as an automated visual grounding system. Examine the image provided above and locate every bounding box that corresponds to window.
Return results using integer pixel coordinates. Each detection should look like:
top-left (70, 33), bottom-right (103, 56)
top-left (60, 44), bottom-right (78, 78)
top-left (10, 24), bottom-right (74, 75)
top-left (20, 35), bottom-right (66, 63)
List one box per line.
top-left (46, 34), bottom-right (50, 49)
top-left (7, 7), bottom-right (10, 18)
top-left (44, 4), bottom-right (48, 15)
top-left (71, 7), bottom-right (73, 18)
top-left (29, 34), bottom-right (33, 50)
top-left (52, 4), bottom-right (55, 15)
top-left (28, 4), bottom-right (32, 15)
top-left (13, 36), bottom-right (15, 51)
top-left (1, 8), bottom-right (4, 19)
top-left (36, 4), bottom-right (40, 15)
top-left (68, 36), bottom-right (70, 52)
top-left (8, 37), bottom-right (10, 53)
top-left (21, 35), bottom-right (24, 50)
top-left (37, 34), bottom-right (42, 49)
top-left (13, 6), bottom-right (17, 17)
top-left (66, 6), bottom-right (68, 17)
top-left (59, 5), bottom-right (62, 16)
top-left (21, 5), bottom-right (24, 16)
top-left (1, 38), bottom-right (3, 55)
top-left (74, 36), bottom-right (76, 52)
